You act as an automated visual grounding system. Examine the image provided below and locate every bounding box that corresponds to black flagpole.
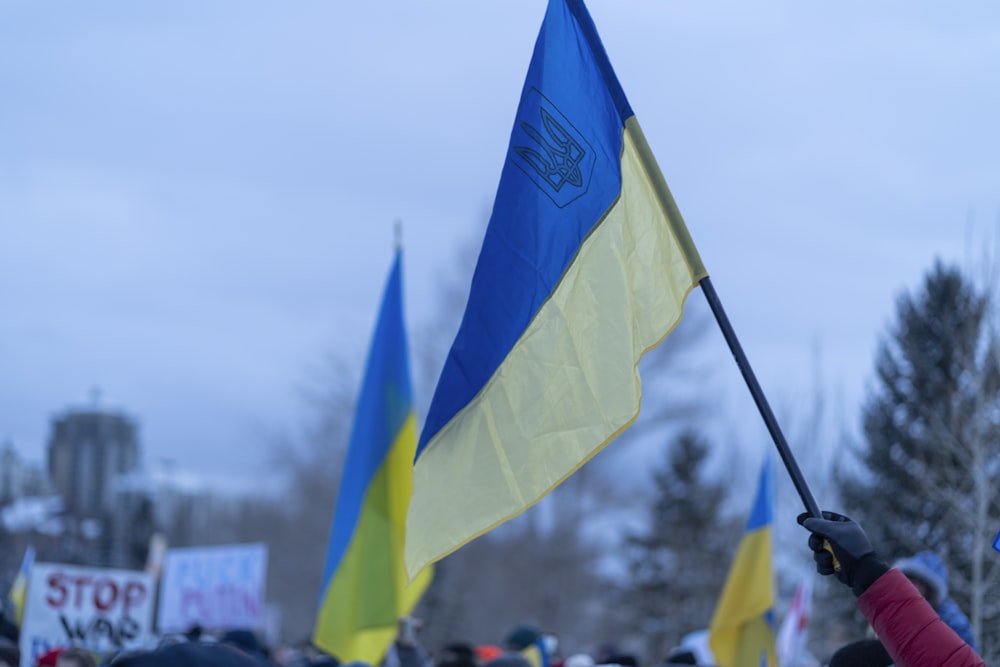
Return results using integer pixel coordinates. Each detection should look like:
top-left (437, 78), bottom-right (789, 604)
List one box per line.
top-left (698, 275), bottom-right (823, 519)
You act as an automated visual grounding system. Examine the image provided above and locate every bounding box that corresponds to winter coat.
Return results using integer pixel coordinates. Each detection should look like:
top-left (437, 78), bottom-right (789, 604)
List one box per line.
top-left (893, 550), bottom-right (978, 651)
top-left (857, 568), bottom-right (984, 667)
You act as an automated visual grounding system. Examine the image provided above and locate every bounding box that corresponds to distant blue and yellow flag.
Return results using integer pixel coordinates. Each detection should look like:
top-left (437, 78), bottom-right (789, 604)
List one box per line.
top-left (708, 457), bottom-right (777, 667)
top-left (522, 639), bottom-right (550, 667)
top-left (405, 0), bottom-right (707, 577)
top-left (8, 544), bottom-right (34, 626)
top-left (313, 250), bottom-right (432, 663)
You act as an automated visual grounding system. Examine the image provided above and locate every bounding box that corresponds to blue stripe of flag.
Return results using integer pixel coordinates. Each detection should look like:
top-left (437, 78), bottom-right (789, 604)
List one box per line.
top-left (417, 0), bottom-right (636, 457)
top-left (746, 456), bottom-right (774, 532)
top-left (319, 251), bottom-right (413, 589)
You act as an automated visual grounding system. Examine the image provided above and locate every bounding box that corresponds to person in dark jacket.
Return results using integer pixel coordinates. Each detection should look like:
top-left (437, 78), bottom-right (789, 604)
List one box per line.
top-left (0, 639), bottom-right (18, 667)
top-left (799, 511), bottom-right (984, 667)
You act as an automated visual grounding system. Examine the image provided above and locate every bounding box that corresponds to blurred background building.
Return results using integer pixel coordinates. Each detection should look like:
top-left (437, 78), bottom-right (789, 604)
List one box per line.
top-left (47, 391), bottom-right (141, 519)
top-left (2, 390), bottom-right (215, 571)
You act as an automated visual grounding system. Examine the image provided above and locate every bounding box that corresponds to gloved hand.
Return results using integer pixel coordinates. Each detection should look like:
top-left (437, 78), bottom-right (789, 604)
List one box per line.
top-left (798, 510), bottom-right (887, 596)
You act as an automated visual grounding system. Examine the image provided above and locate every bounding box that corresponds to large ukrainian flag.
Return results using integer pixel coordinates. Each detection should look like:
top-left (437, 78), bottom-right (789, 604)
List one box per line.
top-left (313, 250), bottom-right (432, 663)
top-left (405, 0), bottom-right (708, 577)
top-left (708, 457), bottom-right (777, 667)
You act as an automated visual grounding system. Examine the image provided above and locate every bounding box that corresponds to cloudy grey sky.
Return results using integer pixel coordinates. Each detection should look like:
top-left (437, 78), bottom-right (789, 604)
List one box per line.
top-left (2, 1), bottom-right (997, 492)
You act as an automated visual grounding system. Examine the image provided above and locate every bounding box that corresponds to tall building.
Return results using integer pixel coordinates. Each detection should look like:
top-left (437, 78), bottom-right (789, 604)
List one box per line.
top-left (47, 393), bottom-right (141, 518)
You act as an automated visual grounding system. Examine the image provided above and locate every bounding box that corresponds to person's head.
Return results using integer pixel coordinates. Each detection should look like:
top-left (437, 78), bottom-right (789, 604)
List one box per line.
top-left (828, 638), bottom-right (893, 667)
top-left (503, 625), bottom-right (539, 652)
top-left (662, 648), bottom-right (696, 666)
top-left (436, 643), bottom-right (476, 667)
top-left (220, 629), bottom-right (269, 660)
top-left (185, 624), bottom-right (204, 642)
top-left (396, 616), bottom-right (422, 646)
top-left (55, 648), bottom-right (96, 667)
top-left (893, 550), bottom-right (949, 608)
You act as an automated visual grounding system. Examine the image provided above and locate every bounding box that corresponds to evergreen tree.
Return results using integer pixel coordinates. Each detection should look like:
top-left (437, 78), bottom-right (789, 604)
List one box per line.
top-left (621, 429), bottom-right (740, 663)
top-left (839, 260), bottom-right (1000, 658)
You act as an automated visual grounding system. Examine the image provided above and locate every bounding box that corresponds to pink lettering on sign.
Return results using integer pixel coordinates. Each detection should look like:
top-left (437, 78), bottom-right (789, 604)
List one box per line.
top-left (179, 585), bottom-right (261, 624)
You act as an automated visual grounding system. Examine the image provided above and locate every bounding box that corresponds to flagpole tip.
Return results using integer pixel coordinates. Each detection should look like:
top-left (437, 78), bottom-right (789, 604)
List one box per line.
top-left (394, 219), bottom-right (403, 250)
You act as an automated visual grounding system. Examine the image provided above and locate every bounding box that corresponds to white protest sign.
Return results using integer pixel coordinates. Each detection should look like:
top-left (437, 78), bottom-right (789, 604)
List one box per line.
top-left (18, 563), bottom-right (154, 667)
top-left (156, 543), bottom-right (268, 633)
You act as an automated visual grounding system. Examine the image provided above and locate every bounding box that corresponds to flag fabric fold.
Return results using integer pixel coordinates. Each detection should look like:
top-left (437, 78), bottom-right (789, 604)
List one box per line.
top-left (405, 0), bottom-right (707, 578)
top-left (708, 457), bottom-right (777, 667)
top-left (313, 250), bottom-right (432, 663)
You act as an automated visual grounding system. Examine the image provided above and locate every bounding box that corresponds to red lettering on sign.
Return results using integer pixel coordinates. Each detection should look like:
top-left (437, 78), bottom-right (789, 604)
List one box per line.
top-left (41, 571), bottom-right (148, 614)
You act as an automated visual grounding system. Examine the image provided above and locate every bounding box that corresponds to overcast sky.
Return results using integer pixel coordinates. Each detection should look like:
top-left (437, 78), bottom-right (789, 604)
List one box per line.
top-left (2, 1), bottom-right (997, 494)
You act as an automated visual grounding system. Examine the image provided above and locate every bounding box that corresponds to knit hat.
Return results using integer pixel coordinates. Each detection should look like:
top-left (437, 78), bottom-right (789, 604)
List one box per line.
top-left (504, 625), bottom-right (540, 651)
top-left (36, 648), bottom-right (65, 666)
top-left (828, 639), bottom-right (893, 667)
top-left (663, 648), bottom-right (697, 665)
top-left (893, 550), bottom-right (948, 605)
top-left (475, 646), bottom-right (504, 663)
top-left (221, 629), bottom-right (268, 659)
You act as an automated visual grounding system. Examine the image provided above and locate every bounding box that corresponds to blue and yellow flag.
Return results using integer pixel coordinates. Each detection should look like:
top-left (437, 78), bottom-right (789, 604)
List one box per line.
top-left (8, 544), bottom-right (34, 626)
top-left (313, 250), bottom-right (432, 663)
top-left (405, 0), bottom-right (707, 577)
top-left (708, 457), bottom-right (777, 667)
top-left (522, 639), bottom-right (550, 667)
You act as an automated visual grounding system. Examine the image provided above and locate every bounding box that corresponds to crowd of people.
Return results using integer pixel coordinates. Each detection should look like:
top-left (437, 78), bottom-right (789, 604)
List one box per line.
top-left (0, 612), bottom-right (707, 667)
top-left (0, 512), bottom-right (987, 667)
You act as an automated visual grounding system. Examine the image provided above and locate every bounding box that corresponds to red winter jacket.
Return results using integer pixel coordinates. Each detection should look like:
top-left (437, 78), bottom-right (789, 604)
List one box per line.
top-left (857, 568), bottom-right (984, 667)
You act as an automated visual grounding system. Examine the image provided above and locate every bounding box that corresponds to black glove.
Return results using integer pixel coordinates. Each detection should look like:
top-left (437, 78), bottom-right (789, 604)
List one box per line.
top-left (797, 510), bottom-right (887, 596)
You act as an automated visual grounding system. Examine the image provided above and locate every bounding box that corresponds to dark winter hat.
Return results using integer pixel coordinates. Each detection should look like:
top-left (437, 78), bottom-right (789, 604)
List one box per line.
top-left (603, 655), bottom-right (638, 667)
top-left (663, 648), bottom-right (697, 665)
top-left (504, 625), bottom-right (540, 651)
top-left (828, 639), bottom-right (893, 667)
top-left (112, 642), bottom-right (270, 667)
top-left (438, 642), bottom-right (477, 667)
top-left (221, 629), bottom-right (269, 659)
top-left (893, 550), bottom-right (948, 605)
top-left (442, 643), bottom-right (475, 660)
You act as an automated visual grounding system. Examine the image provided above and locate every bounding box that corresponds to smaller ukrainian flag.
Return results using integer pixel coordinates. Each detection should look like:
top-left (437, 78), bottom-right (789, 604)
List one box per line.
top-left (312, 250), bottom-right (432, 664)
top-left (708, 457), bottom-right (777, 667)
top-left (8, 544), bottom-right (35, 626)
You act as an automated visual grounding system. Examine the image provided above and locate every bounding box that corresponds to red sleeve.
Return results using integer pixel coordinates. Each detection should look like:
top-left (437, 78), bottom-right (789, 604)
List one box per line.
top-left (857, 568), bottom-right (983, 667)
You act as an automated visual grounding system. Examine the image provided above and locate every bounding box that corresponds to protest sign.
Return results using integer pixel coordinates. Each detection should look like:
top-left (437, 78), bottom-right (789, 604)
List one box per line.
top-left (156, 543), bottom-right (267, 634)
top-left (18, 562), bottom-right (154, 667)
